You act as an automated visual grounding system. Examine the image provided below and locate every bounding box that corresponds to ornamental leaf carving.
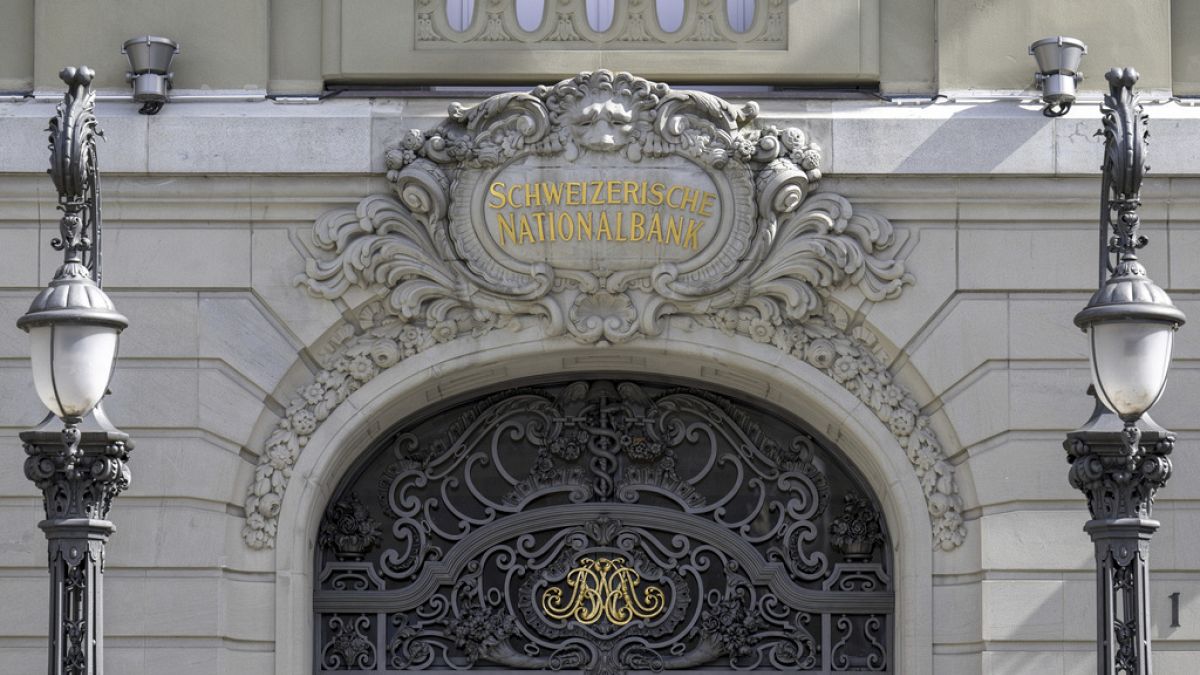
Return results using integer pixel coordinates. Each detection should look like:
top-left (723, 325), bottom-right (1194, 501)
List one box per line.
top-left (240, 71), bottom-right (966, 554)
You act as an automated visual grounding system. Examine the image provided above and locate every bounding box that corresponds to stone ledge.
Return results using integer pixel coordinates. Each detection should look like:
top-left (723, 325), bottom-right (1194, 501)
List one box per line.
top-left (2, 98), bottom-right (1200, 175)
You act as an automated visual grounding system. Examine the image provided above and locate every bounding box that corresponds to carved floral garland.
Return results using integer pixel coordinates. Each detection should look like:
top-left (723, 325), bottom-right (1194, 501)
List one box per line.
top-left (243, 294), bottom-right (966, 551)
top-left (240, 71), bottom-right (967, 552)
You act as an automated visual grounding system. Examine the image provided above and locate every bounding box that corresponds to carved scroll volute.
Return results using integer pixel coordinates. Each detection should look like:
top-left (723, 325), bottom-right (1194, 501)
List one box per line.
top-left (751, 125), bottom-right (822, 221)
top-left (390, 158), bottom-right (450, 225)
top-left (655, 90), bottom-right (757, 148)
top-left (450, 92), bottom-right (550, 140)
top-left (302, 196), bottom-right (464, 323)
top-left (746, 194), bottom-right (911, 323)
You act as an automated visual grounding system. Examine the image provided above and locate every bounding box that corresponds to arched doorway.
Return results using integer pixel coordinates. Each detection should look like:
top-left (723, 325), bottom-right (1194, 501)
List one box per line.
top-left (313, 377), bottom-right (894, 673)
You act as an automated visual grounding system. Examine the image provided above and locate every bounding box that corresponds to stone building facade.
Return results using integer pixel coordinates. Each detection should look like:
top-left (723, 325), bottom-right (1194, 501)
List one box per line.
top-left (2, 1), bottom-right (1200, 673)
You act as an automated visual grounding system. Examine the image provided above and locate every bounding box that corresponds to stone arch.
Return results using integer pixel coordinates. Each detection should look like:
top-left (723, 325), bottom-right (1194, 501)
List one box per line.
top-left (271, 329), bottom-right (936, 674)
top-left (245, 289), bottom-right (968, 554)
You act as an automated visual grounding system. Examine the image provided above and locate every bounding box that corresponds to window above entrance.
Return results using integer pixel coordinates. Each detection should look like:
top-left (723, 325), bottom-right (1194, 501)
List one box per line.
top-left (443, 1), bottom-right (759, 36)
top-left (314, 379), bottom-right (894, 673)
top-left (322, 0), bottom-right (879, 86)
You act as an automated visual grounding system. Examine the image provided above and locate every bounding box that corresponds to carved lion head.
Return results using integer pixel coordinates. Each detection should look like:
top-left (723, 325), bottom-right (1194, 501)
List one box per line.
top-left (539, 71), bottom-right (665, 158)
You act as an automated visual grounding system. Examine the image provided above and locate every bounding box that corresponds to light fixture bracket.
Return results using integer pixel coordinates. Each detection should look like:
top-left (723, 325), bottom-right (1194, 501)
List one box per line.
top-left (122, 35), bottom-right (179, 115)
top-left (1030, 36), bottom-right (1088, 117)
top-left (1076, 67), bottom-right (1184, 334)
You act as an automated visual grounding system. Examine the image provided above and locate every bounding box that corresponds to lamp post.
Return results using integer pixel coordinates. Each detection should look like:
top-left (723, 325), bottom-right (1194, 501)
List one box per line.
top-left (16, 66), bottom-right (131, 675)
top-left (1065, 68), bottom-right (1186, 675)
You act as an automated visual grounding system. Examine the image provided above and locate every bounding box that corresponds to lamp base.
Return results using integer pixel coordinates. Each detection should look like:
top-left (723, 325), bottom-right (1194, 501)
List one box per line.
top-left (21, 410), bottom-right (131, 675)
top-left (1065, 396), bottom-right (1173, 675)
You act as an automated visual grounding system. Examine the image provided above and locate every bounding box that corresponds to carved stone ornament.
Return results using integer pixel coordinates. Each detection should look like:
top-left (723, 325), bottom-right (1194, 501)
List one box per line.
top-left (240, 70), bottom-right (967, 553)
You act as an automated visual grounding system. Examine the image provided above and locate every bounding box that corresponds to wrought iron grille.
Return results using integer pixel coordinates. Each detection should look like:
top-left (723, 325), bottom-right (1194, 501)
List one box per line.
top-left (315, 379), bottom-right (893, 674)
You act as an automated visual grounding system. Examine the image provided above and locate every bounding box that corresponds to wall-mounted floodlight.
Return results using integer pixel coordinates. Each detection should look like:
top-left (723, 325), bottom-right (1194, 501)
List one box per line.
top-left (122, 36), bottom-right (178, 115)
top-left (1029, 36), bottom-right (1087, 117)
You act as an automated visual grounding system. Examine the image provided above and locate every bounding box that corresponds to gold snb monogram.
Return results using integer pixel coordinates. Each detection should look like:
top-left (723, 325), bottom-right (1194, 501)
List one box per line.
top-left (541, 557), bottom-right (666, 626)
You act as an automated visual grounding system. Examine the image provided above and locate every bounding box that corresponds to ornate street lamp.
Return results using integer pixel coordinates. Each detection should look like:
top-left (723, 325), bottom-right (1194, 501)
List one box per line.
top-left (1065, 68), bottom-right (1185, 675)
top-left (16, 66), bottom-right (131, 675)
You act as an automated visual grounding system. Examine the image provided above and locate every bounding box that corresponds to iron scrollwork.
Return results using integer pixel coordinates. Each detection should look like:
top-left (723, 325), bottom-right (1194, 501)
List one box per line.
top-left (315, 380), bottom-right (893, 673)
top-left (322, 615), bottom-right (377, 670)
top-left (48, 66), bottom-right (104, 285)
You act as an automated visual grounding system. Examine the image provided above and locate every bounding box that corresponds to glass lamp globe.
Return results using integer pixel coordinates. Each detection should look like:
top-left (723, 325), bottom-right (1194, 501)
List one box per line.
top-left (1087, 319), bottom-right (1175, 420)
top-left (1075, 263), bottom-right (1185, 423)
top-left (16, 268), bottom-right (127, 421)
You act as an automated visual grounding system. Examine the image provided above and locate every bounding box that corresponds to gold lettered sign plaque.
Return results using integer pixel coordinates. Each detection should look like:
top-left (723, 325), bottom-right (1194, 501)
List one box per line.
top-left (448, 144), bottom-right (759, 294)
top-left (480, 155), bottom-right (723, 269)
top-left (375, 70), bottom-right (850, 344)
top-left (425, 71), bottom-right (776, 302)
